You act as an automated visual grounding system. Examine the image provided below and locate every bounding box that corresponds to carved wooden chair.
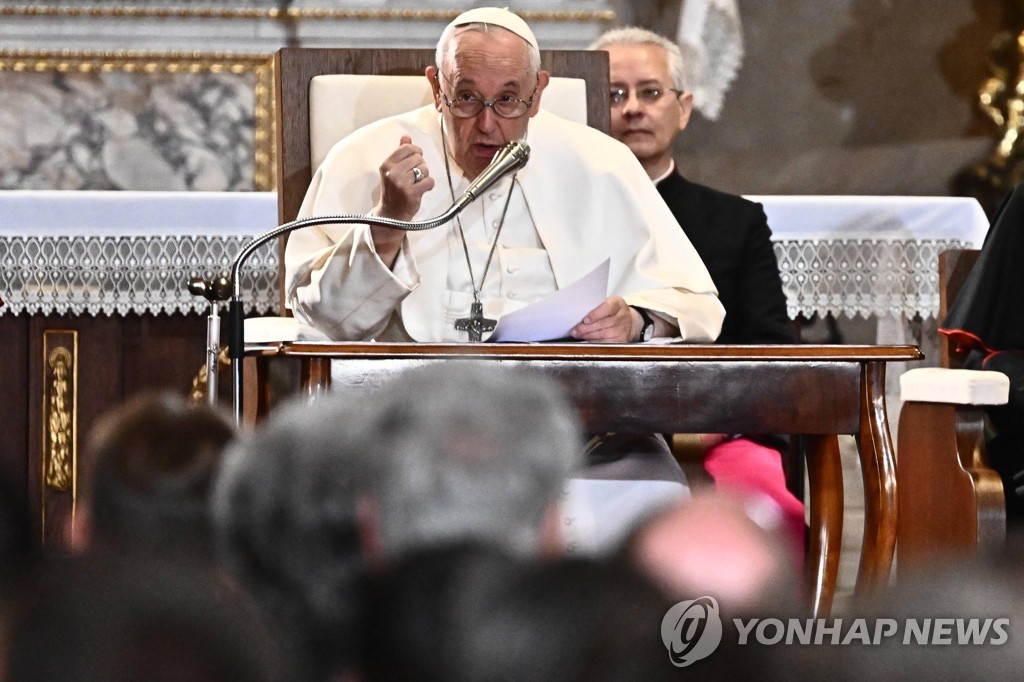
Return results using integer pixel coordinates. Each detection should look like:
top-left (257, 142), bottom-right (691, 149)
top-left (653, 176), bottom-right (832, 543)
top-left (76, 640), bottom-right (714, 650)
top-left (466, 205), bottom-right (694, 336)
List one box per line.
top-left (896, 248), bottom-right (1009, 573)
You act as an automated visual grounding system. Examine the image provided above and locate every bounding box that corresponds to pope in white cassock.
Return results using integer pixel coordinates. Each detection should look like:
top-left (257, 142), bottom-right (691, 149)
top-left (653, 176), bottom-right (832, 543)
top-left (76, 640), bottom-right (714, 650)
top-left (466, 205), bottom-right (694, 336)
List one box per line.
top-left (285, 7), bottom-right (723, 346)
top-left (283, 6), bottom-right (726, 553)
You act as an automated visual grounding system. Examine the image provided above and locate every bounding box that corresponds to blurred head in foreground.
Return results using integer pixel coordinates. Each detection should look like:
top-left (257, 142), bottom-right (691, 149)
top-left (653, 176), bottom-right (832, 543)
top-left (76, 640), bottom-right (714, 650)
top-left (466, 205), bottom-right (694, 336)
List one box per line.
top-left (76, 391), bottom-right (236, 559)
top-left (361, 361), bottom-right (583, 560)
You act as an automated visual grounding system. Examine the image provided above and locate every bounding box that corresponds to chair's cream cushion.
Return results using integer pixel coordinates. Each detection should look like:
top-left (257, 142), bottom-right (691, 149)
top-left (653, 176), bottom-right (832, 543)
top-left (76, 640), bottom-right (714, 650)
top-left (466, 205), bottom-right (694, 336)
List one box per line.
top-left (900, 367), bottom-right (1010, 405)
top-left (309, 74), bottom-right (589, 171)
top-left (244, 316), bottom-right (329, 343)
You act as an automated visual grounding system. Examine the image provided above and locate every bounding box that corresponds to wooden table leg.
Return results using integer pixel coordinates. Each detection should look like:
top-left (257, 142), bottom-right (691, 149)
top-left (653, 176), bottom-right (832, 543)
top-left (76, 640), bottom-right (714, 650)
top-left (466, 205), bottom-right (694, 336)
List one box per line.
top-left (301, 357), bottom-right (332, 400)
top-left (855, 361), bottom-right (898, 595)
top-left (241, 355), bottom-right (265, 427)
top-left (805, 433), bottom-right (843, 617)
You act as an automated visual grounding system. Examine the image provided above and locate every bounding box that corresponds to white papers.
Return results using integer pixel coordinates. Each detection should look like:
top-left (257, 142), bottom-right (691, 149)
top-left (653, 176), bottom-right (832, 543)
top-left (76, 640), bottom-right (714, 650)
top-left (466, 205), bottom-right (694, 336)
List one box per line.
top-left (489, 259), bottom-right (609, 343)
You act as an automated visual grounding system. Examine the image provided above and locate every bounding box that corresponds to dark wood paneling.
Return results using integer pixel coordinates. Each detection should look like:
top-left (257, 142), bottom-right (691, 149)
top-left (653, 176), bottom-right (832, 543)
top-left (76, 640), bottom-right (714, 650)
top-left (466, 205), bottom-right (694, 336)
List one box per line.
top-left (6, 312), bottom-right (211, 547)
top-left (120, 314), bottom-right (214, 396)
top-left (0, 314), bottom-right (29, 500)
top-left (331, 358), bottom-right (863, 434)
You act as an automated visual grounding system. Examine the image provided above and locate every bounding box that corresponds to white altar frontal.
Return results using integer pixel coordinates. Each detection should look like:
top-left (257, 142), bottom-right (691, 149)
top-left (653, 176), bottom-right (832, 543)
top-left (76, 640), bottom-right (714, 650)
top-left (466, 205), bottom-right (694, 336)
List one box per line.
top-left (755, 195), bottom-right (989, 322)
top-left (1, 190), bottom-right (279, 316)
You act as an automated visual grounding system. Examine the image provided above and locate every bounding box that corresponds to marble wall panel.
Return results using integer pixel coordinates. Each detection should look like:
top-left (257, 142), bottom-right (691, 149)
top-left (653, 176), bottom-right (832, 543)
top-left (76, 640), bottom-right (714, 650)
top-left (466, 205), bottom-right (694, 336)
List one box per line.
top-left (0, 52), bottom-right (274, 191)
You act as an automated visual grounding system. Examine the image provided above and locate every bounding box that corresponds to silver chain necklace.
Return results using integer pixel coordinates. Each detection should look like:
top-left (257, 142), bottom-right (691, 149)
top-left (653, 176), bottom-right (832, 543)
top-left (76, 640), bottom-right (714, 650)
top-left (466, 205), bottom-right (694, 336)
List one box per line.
top-left (440, 118), bottom-right (517, 341)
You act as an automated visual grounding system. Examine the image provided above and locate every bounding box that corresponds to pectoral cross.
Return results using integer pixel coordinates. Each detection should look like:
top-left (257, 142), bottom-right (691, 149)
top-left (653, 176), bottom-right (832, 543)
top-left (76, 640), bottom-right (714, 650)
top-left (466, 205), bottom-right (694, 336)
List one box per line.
top-left (454, 301), bottom-right (496, 342)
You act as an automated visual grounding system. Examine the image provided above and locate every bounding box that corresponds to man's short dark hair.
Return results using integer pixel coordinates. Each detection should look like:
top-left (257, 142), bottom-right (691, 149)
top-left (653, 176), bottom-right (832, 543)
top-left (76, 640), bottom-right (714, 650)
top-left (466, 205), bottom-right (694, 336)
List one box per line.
top-left (83, 392), bottom-right (235, 557)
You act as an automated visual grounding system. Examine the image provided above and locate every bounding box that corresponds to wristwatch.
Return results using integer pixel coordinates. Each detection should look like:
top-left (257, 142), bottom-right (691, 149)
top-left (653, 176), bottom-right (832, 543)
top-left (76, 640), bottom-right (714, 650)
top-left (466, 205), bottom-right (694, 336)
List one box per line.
top-left (633, 306), bottom-right (655, 342)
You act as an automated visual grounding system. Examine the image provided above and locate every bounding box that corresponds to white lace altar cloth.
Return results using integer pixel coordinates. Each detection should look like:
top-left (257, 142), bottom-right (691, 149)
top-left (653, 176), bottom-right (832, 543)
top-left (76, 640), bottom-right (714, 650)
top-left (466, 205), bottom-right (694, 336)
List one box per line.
top-left (753, 195), bottom-right (989, 321)
top-left (0, 192), bottom-right (988, 320)
top-left (1, 191), bottom-right (279, 316)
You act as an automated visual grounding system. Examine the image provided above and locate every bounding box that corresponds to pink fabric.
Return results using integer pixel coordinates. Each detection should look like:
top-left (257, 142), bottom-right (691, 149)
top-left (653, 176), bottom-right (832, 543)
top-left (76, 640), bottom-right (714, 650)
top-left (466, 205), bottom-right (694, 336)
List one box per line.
top-left (703, 437), bottom-right (805, 559)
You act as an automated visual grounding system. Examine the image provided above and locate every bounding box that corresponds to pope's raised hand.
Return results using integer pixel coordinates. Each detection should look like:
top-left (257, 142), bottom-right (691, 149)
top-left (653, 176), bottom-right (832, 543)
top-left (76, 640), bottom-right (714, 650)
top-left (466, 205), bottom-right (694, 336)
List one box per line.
top-left (370, 135), bottom-right (436, 267)
top-left (375, 135), bottom-right (435, 222)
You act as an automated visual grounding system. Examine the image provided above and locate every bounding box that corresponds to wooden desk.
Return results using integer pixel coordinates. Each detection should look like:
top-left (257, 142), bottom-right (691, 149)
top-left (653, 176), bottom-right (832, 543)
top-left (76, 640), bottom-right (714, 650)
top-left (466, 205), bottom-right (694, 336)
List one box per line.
top-left (245, 342), bottom-right (923, 616)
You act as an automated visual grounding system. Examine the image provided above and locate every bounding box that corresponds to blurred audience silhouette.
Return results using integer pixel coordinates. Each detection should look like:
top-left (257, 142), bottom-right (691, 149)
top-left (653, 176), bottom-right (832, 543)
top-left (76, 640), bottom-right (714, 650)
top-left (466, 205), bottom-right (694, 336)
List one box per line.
top-left (0, 467), bottom-right (36, 603)
top-left (788, 559), bottom-right (1024, 681)
top-left (73, 391), bottom-right (236, 561)
top-left (0, 363), bottom-right (898, 681)
top-left (211, 389), bottom-right (374, 681)
top-left (4, 553), bottom-right (291, 682)
top-left (359, 362), bottom-right (583, 561)
top-left (361, 542), bottom-right (678, 682)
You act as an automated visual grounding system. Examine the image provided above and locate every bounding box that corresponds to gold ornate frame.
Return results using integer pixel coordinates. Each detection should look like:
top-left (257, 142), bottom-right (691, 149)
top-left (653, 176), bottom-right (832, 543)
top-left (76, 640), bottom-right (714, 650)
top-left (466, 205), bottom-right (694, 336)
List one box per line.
top-left (0, 5), bottom-right (616, 23)
top-left (0, 49), bottom-right (276, 190)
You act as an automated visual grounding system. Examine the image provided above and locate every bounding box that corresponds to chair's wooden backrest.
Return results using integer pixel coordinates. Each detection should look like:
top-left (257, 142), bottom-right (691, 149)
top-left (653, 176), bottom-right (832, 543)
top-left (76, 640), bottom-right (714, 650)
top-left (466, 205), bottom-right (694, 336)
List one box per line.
top-left (938, 248), bottom-right (981, 368)
top-left (273, 46), bottom-right (610, 226)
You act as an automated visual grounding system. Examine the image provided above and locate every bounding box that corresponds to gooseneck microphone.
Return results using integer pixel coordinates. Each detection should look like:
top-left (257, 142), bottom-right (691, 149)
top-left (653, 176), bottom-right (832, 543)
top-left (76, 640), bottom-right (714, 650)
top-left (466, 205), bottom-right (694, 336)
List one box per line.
top-left (452, 139), bottom-right (530, 211)
top-left (188, 140), bottom-right (530, 423)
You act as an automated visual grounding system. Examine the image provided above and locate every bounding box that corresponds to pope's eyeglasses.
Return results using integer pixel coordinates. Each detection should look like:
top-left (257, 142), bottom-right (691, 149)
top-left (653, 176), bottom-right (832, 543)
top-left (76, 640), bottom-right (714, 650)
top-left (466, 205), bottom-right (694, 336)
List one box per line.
top-left (437, 73), bottom-right (536, 119)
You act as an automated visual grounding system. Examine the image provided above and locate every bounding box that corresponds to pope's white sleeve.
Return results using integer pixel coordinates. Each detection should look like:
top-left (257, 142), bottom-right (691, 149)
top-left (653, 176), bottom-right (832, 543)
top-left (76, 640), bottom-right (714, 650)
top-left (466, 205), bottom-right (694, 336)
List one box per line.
top-left (283, 165), bottom-right (419, 340)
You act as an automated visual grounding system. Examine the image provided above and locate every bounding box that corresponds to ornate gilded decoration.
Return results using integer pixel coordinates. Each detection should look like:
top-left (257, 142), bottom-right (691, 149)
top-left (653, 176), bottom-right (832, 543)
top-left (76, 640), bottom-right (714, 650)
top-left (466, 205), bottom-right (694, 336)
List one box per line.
top-left (955, 8), bottom-right (1024, 215)
top-left (41, 332), bottom-right (78, 542)
top-left (41, 331), bottom-right (79, 544)
top-left (44, 346), bottom-right (74, 492)
top-left (189, 347), bottom-right (230, 404)
top-left (0, 5), bottom-right (615, 23)
top-left (254, 56), bottom-right (276, 191)
top-left (0, 49), bottom-right (276, 190)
